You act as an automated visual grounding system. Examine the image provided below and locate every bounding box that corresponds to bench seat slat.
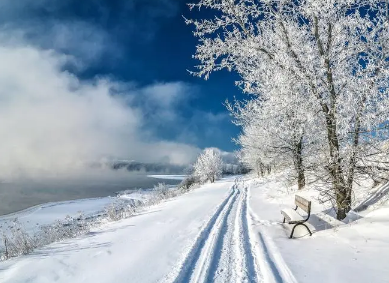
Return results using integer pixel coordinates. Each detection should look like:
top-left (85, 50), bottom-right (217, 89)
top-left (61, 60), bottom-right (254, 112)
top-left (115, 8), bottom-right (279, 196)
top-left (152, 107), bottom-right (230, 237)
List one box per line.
top-left (281, 208), bottom-right (304, 223)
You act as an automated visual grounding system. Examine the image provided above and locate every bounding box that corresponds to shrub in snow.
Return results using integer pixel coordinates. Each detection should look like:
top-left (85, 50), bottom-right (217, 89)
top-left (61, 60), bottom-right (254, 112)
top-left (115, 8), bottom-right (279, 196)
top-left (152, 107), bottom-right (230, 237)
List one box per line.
top-left (146, 183), bottom-right (181, 206)
top-left (154, 183), bottom-right (172, 198)
top-left (1, 220), bottom-right (37, 260)
top-left (179, 175), bottom-right (200, 191)
top-left (37, 213), bottom-right (94, 246)
top-left (105, 199), bottom-right (138, 222)
top-left (193, 148), bottom-right (223, 184)
top-left (0, 182), bottom-right (191, 261)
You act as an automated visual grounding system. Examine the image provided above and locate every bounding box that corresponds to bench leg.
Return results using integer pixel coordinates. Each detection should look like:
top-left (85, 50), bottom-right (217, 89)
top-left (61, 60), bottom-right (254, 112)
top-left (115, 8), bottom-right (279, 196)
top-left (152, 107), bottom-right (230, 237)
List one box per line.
top-left (290, 223), bottom-right (312, 239)
top-left (283, 217), bottom-right (286, 223)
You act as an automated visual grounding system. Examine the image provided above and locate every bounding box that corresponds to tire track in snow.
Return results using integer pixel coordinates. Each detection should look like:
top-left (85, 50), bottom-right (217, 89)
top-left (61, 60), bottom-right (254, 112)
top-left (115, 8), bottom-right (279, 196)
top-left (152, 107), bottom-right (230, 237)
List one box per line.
top-left (253, 227), bottom-right (298, 283)
top-left (192, 189), bottom-right (239, 283)
top-left (206, 184), bottom-right (260, 283)
top-left (171, 187), bottom-right (238, 283)
top-left (247, 185), bottom-right (298, 283)
top-left (171, 179), bottom-right (263, 283)
top-left (240, 187), bottom-right (260, 283)
top-left (205, 188), bottom-right (240, 283)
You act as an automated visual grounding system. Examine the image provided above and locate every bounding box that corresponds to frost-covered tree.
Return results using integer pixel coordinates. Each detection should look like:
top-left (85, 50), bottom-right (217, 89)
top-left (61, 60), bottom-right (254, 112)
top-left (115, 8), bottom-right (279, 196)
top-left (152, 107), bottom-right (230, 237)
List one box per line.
top-left (193, 148), bottom-right (223, 183)
top-left (228, 72), bottom-right (319, 189)
top-left (187, 0), bottom-right (389, 219)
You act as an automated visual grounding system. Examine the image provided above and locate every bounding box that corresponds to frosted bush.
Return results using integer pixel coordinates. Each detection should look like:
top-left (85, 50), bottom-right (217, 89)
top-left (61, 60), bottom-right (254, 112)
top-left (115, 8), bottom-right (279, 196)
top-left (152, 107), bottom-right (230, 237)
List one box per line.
top-left (1, 220), bottom-right (37, 259)
top-left (154, 183), bottom-right (177, 199)
top-left (0, 182), bottom-right (190, 261)
top-left (179, 175), bottom-right (199, 191)
top-left (105, 200), bottom-right (136, 222)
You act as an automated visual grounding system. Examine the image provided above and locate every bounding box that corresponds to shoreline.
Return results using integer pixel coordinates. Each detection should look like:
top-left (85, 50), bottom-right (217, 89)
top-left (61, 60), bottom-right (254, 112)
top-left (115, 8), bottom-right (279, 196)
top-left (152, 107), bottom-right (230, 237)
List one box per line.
top-left (0, 174), bottom-right (183, 216)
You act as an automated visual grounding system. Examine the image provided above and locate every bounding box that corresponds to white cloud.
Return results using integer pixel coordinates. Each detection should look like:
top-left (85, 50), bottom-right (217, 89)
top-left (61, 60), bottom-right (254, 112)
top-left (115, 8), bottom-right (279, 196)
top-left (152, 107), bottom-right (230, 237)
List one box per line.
top-left (0, 43), bottom-right (199, 180)
top-left (142, 82), bottom-right (189, 108)
top-left (136, 82), bottom-right (195, 124)
top-left (44, 21), bottom-right (119, 65)
top-left (0, 0), bottom-right (233, 180)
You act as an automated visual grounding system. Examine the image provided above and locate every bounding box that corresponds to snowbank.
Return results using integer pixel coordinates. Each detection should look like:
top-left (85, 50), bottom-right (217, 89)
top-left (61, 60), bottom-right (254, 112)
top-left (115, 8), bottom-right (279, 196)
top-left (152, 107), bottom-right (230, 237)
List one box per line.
top-left (247, 174), bottom-right (389, 283)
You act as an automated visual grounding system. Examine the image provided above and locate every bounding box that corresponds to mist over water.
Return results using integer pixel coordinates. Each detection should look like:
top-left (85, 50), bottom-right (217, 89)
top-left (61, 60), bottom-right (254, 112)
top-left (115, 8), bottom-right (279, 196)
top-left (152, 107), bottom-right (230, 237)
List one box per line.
top-left (0, 15), bottom-right (196, 217)
top-left (0, 171), bottom-right (180, 216)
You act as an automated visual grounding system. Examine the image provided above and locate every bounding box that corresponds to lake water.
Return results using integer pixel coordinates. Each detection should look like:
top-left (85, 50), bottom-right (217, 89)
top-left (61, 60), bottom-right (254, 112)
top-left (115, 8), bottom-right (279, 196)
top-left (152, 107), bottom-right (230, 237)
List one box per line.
top-left (0, 173), bottom-right (181, 216)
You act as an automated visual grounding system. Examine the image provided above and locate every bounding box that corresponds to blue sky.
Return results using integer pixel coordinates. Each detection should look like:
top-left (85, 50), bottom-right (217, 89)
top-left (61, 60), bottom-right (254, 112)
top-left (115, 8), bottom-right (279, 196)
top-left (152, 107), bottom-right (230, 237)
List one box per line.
top-left (0, 0), bottom-right (244, 175)
top-left (17, 0), bottom-right (243, 147)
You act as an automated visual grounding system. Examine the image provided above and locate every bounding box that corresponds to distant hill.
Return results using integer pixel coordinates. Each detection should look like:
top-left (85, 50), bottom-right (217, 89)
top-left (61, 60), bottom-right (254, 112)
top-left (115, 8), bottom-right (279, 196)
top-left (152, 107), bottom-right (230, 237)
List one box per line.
top-left (108, 160), bottom-right (187, 175)
top-left (92, 154), bottom-right (250, 175)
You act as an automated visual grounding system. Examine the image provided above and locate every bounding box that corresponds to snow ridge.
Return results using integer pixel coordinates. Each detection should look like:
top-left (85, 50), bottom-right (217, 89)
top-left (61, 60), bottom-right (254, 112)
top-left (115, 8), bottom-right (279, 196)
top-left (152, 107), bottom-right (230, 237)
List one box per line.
top-left (240, 186), bottom-right (261, 282)
top-left (247, 184), bottom-right (298, 283)
top-left (170, 187), bottom-right (237, 283)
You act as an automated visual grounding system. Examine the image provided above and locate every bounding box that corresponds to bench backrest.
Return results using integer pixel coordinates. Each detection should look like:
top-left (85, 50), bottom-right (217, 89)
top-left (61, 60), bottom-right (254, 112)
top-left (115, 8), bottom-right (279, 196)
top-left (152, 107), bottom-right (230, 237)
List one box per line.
top-left (295, 195), bottom-right (311, 214)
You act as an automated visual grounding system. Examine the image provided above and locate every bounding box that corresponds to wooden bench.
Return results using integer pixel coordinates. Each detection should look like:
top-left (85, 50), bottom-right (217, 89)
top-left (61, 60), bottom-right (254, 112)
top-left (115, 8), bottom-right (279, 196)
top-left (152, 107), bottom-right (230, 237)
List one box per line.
top-left (281, 195), bottom-right (312, 238)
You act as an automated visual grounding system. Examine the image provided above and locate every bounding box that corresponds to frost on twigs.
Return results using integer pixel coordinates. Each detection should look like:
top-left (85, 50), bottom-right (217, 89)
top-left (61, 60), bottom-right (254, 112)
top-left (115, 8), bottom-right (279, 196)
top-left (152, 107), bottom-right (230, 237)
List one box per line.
top-left (187, 0), bottom-right (389, 219)
top-left (0, 183), bottom-right (186, 261)
top-left (1, 220), bottom-right (37, 260)
top-left (193, 148), bottom-right (223, 184)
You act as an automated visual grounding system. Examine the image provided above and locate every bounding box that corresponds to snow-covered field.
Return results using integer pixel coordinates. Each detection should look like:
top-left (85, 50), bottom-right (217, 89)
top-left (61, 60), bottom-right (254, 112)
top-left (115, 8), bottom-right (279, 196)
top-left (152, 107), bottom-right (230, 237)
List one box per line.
top-left (0, 189), bottom-right (155, 239)
top-left (0, 197), bottom-right (115, 235)
top-left (0, 175), bottom-right (388, 283)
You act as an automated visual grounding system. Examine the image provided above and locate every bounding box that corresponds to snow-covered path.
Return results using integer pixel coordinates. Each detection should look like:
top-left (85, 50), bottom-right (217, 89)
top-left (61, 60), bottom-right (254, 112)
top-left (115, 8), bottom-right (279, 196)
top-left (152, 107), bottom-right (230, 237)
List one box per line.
top-left (0, 177), bottom-right (266, 283)
top-left (171, 183), bottom-right (259, 283)
top-left (2, 176), bottom-right (388, 283)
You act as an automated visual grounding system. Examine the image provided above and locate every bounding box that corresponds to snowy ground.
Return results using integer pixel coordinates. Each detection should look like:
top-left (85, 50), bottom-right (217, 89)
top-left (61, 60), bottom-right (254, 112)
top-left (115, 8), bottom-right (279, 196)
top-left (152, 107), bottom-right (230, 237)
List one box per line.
top-left (0, 175), bottom-right (388, 282)
top-left (0, 189), bottom-right (154, 238)
top-left (0, 197), bottom-right (115, 236)
top-left (248, 176), bottom-right (389, 283)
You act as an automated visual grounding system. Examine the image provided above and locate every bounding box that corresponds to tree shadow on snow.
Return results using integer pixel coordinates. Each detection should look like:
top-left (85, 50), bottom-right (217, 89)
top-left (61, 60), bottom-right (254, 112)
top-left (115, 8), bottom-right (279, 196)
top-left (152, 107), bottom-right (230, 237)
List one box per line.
top-left (282, 208), bottom-right (352, 239)
top-left (309, 213), bottom-right (336, 232)
top-left (354, 182), bottom-right (389, 212)
top-left (30, 241), bottom-right (112, 259)
top-left (86, 224), bottom-right (136, 236)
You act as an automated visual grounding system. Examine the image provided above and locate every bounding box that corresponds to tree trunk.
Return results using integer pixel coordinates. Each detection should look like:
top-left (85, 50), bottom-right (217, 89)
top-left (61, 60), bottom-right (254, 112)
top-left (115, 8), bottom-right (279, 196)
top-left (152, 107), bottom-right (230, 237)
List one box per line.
top-left (256, 160), bottom-right (263, 177)
top-left (335, 186), bottom-right (352, 220)
top-left (347, 94), bottom-right (366, 190)
top-left (324, 110), bottom-right (351, 220)
top-left (294, 137), bottom-right (306, 190)
top-left (312, 18), bottom-right (352, 220)
top-left (297, 168), bottom-right (305, 190)
top-left (258, 162), bottom-right (265, 177)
